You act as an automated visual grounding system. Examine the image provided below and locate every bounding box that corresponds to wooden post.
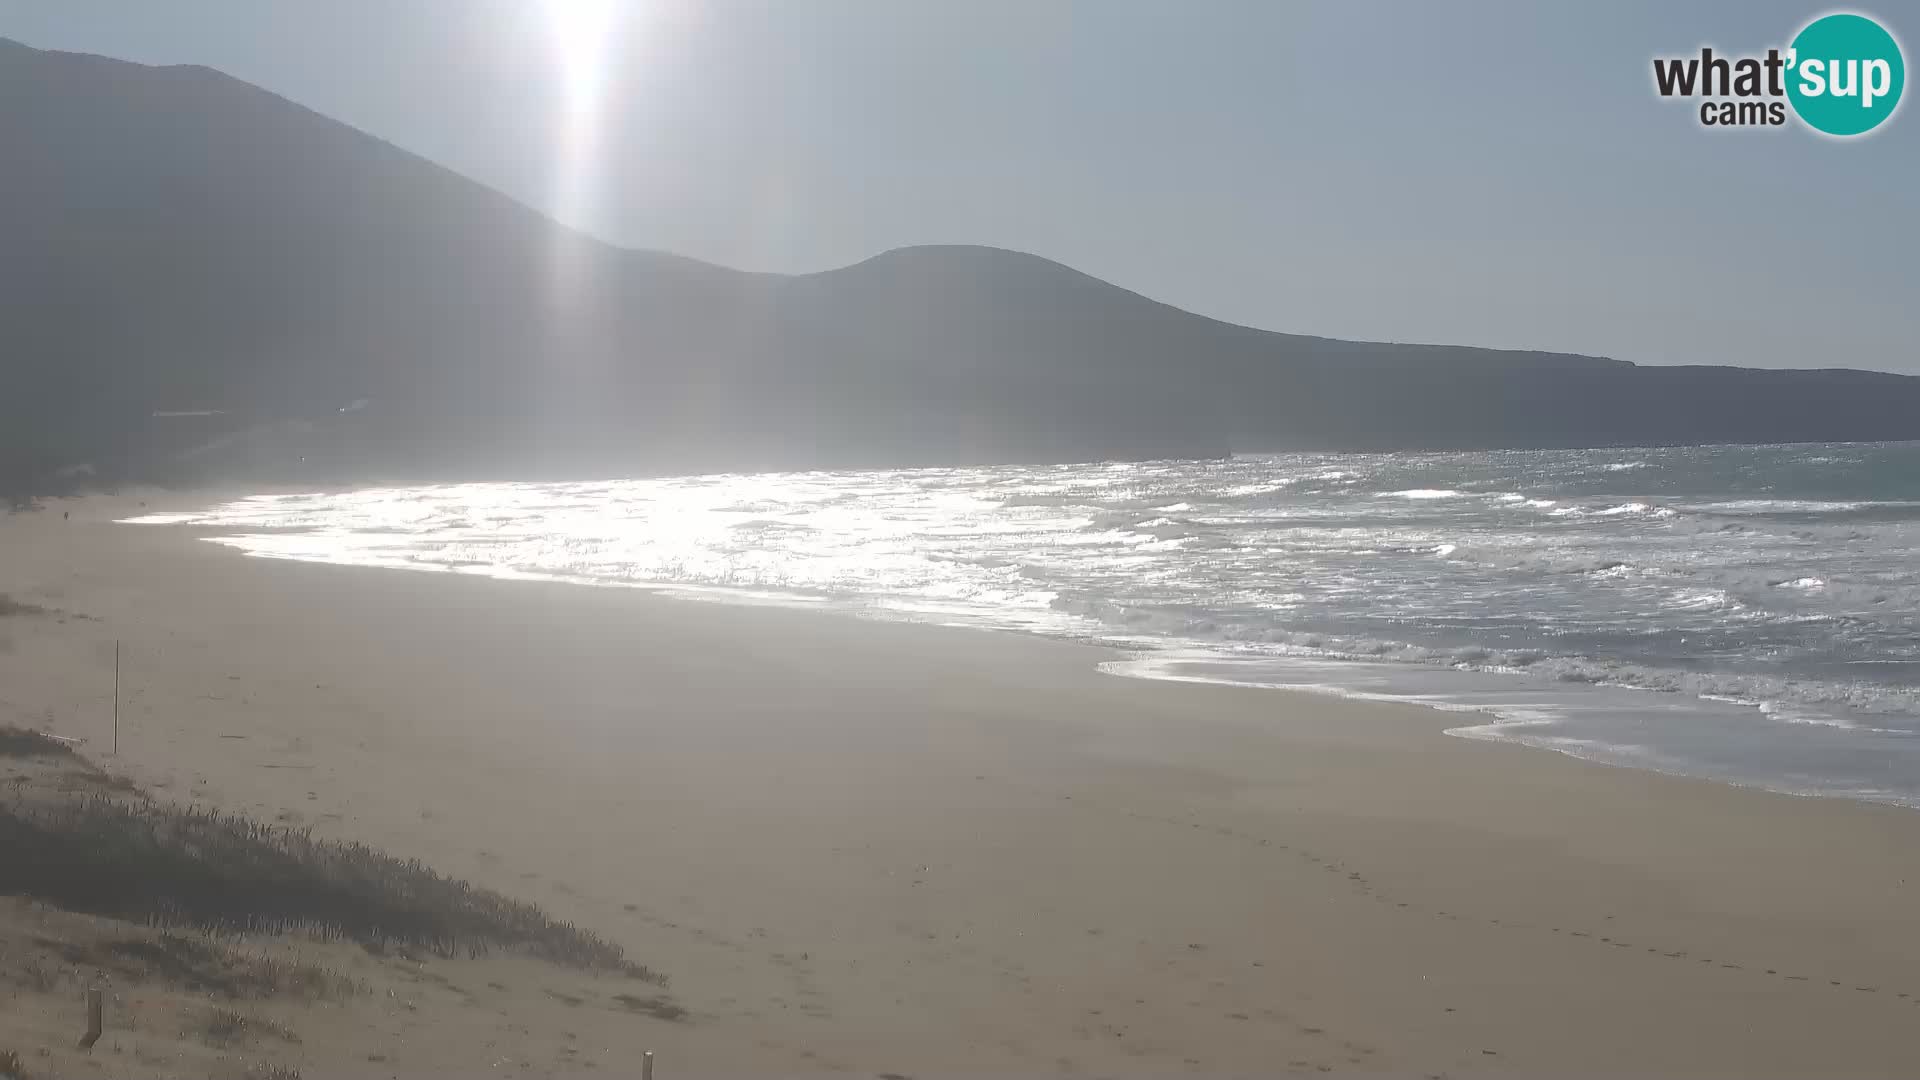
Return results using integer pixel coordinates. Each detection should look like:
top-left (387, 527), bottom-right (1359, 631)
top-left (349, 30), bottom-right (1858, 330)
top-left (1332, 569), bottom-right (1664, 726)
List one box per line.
top-left (112, 641), bottom-right (120, 755)
top-left (642, 1050), bottom-right (654, 1080)
top-left (78, 987), bottom-right (103, 1049)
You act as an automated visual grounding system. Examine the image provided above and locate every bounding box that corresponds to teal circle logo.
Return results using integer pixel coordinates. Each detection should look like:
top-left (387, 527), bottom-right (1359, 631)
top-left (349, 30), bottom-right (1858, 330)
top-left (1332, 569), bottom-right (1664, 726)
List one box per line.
top-left (1786, 13), bottom-right (1905, 136)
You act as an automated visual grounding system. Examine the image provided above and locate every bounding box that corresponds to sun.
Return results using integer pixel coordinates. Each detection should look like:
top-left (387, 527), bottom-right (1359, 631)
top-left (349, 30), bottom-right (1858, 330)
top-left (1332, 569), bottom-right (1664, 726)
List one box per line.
top-left (546, 0), bottom-right (620, 106)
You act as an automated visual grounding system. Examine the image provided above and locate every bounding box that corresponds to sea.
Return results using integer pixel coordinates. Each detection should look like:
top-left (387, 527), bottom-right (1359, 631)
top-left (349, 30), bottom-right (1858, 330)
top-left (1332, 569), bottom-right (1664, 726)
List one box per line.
top-left (128, 442), bottom-right (1920, 807)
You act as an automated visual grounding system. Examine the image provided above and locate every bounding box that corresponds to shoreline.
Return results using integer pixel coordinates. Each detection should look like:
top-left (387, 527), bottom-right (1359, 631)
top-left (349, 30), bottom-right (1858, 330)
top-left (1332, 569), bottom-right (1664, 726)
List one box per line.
top-left (119, 485), bottom-right (1920, 814)
top-left (9, 492), bottom-right (1920, 1074)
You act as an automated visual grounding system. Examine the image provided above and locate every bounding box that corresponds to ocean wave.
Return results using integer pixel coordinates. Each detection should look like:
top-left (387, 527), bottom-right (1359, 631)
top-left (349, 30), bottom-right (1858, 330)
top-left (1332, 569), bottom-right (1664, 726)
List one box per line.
top-left (1491, 492), bottom-right (1561, 508)
top-left (1045, 596), bottom-right (1920, 724)
top-left (1216, 481), bottom-right (1297, 496)
top-left (729, 518), bottom-right (818, 533)
top-left (1667, 588), bottom-right (1735, 610)
top-left (1685, 499), bottom-right (1920, 515)
top-left (1698, 697), bottom-right (1915, 735)
top-left (1584, 561), bottom-right (1636, 579)
top-left (1550, 501), bottom-right (1676, 519)
top-left (1383, 489), bottom-right (1462, 500)
top-left (997, 493), bottom-right (1098, 509)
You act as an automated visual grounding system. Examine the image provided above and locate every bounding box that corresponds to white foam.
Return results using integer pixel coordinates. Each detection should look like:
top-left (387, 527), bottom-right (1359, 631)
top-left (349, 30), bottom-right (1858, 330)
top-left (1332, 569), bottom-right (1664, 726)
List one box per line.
top-left (1667, 589), bottom-right (1733, 610)
top-left (1218, 481), bottom-right (1296, 496)
top-left (1685, 499), bottom-right (1918, 515)
top-left (1551, 501), bottom-right (1674, 519)
top-left (118, 512), bottom-right (210, 525)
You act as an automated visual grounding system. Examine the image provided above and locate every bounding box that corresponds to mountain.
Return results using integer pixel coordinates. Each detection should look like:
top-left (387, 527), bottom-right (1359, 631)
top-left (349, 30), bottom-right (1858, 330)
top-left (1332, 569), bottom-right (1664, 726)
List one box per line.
top-left (5, 37), bottom-right (1920, 496)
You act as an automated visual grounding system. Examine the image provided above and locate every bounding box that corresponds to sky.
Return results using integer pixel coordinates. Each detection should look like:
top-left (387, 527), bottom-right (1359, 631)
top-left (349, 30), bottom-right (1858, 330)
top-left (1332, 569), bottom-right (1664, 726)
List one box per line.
top-left (2, 0), bottom-right (1916, 372)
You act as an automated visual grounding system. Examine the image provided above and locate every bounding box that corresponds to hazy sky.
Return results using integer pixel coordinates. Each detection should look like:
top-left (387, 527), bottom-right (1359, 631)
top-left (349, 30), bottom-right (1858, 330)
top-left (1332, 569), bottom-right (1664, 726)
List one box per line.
top-left (3, 0), bottom-right (1916, 372)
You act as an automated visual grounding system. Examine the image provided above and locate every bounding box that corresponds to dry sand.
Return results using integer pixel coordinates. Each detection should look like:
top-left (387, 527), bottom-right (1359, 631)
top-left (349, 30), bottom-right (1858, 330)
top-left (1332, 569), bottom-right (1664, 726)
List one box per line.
top-left (6, 491), bottom-right (1920, 1078)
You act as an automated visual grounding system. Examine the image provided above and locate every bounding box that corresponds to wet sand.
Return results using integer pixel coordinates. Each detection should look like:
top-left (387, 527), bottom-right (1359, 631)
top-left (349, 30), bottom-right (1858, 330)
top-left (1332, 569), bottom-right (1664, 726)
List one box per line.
top-left (5, 492), bottom-right (1920, 1077)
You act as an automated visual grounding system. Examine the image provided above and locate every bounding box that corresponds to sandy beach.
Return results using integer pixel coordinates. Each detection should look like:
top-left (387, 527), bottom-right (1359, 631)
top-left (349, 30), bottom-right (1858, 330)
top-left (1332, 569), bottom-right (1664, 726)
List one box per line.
top-left (7, 492), bottom-right (1920, 1078)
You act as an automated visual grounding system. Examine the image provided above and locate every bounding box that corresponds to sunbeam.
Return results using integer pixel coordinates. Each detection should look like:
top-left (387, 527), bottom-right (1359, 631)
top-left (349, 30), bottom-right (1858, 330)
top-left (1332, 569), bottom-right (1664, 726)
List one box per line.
top-left (544, 0), bottom-right (621, 241)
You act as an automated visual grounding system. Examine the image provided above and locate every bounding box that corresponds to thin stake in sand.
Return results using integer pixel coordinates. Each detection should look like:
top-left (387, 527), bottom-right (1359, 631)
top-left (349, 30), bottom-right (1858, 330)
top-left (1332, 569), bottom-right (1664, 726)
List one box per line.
top-left (78, 986), bottom-right (102, 1049)
top-left (112, 640), bottom-right (119, 755)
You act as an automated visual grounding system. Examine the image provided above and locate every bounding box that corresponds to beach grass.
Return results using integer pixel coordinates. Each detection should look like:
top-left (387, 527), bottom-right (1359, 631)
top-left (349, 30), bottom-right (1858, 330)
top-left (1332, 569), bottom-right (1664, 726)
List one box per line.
top-left (0, 736), bottom-right (664, 983)
top-left (0, 794), bottom-right (662, 980)
top-left (29, 932), bottom-right (361, 1002)
top-left (0, 595), bottom-right (48, 618)
top-left (0, 727), bottom-right (72, 759)
top-left (198, 1006), bottom-right (301, 1048)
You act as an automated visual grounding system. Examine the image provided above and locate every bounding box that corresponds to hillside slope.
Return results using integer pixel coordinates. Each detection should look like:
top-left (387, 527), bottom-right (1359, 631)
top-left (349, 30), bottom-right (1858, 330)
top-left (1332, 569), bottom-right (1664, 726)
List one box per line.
top-left (4, 38), bottom-right (1918, 491)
